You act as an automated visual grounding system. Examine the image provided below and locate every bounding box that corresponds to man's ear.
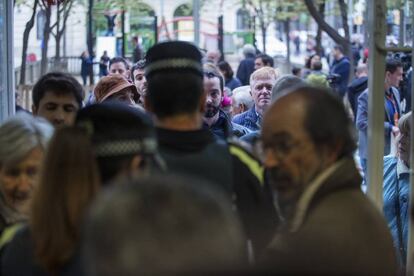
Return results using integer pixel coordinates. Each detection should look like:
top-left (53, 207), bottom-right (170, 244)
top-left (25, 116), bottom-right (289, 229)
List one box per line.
top-left (126, 70), bottom-right (131, 79)
top-left (32, 105), bottom-right (38, 115)
top-left (240, 103), bottom-right (246, 113)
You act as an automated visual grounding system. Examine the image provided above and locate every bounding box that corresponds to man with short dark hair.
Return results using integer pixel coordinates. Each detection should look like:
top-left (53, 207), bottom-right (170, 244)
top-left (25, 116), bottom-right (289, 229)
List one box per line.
top-left (261, 86), bottom-right (398, 275)
top-left (109, 57), bottom-right (130, 79)
top-left (32, 72), bottom-right (83, 127)
top-left (131, 59), bottom-right (147, 106)
top-left (254, 53), bottom-right (274, 70)
top-left (144, 41), bottom-right (277, 255)
top-left (203, 63), bottom-right (234, 140)
top-left (356, 58), bottom-right (403, 179)
top-left (329, 44), bottom-right (350, 97)
top-left (347, 63), bottom-right (368, 120)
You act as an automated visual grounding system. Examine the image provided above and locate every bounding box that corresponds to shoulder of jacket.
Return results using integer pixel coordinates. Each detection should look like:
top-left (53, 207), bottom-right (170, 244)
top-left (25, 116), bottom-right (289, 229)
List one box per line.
top-left (228, 139), bottom-right (264, 185)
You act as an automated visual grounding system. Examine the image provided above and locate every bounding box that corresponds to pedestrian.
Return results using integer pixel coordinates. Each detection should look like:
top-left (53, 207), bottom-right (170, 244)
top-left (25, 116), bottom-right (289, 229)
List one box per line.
top-left (109, 57), bottom-right (130, 79)
top-left (144, 41), bottom-right (278, 256)
top-left (218, 60), bottom-right (242, 91)
top-left (231, 86), bottom-right (254, 117)
top-left (94, 74), bottom-right (140, 109)
top-left (80, 51), bottom-right (93, 86)
top-left (32, 72), bottom-right (84, 128)
top-left (347, 63), bottom-right (368, 121)
top-left (357, 58), bottom-right (403, 180)
top-left (232, 67), bottom-right (278, 132)
top-left (254, 54), bottom-right (274, 70)
top-left (83, 174), bottom-right (245, 275)
top-left (99, 51), bottom-right (110, 78)
top-left (236, 44), bottom-right (256, 85)
top-left (0, 114), bottom-right (53, 236)
top-left (1, 102), bottom-right (164, 275)
top-left (329, 45), bottom-right (351, 97)
top-left (383, 111), bottom-right (412, 270)
top-left (260, 85), bottom-right (398, 275)
top-left (131, 59), bottom-right (147, 107)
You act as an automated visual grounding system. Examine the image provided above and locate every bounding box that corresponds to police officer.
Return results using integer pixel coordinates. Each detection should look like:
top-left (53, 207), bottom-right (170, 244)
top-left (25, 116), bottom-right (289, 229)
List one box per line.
top-left (144, 41), bottom-right (278, 257)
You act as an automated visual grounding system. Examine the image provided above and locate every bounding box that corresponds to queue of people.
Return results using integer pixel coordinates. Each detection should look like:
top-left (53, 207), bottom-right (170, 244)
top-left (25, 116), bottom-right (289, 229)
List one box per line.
top-left (0, 40), bottom-right (411, 275)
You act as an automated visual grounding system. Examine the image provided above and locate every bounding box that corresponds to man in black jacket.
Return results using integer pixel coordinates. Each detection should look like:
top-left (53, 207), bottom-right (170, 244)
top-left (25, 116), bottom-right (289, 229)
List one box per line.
top-left (144, 41), bottom-right (278, 257)
top-left (347, 64), bottom-right (368, 121)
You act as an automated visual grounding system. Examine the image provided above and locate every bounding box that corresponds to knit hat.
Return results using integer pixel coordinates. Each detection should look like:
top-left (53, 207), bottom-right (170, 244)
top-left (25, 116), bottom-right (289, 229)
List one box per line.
top-left (145, 41), bottom-right (203, 78)
top-left (94, 75), bottom-right (139, 103)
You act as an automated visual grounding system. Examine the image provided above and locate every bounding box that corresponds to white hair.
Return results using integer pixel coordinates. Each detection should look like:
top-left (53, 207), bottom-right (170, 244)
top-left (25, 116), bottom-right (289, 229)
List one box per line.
top-left (242, 44), bottom-right (256, 56)
top-left (0, 113), bottom-right (54, 167)
top-left (232, 86), bottom-right (254, 110)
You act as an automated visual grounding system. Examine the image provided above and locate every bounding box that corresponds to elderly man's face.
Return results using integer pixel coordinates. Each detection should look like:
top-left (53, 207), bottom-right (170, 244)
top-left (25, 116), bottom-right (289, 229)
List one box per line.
top-left (261, 95), bottom-right (328, 213)
top-left (250, 77), bottom-right (274, 112)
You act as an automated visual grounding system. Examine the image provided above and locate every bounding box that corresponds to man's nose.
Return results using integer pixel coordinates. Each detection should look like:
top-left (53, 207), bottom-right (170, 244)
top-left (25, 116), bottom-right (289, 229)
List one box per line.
top-left (17, 174), bottom-right (33, 193)
top-left (263, 148), bottom-right (279, 168)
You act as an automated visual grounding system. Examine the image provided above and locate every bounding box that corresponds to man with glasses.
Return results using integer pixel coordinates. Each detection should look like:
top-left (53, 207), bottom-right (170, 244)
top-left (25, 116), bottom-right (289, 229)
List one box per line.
top-left (260, 85), bottom-right (398, 275)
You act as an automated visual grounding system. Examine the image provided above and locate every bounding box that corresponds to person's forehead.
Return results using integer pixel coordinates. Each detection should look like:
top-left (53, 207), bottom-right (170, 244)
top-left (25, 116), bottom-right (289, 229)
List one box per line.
top-left (255, 58), bottom-right (263, 63)
top-left (110, 62), bottom-right (127, 70)
top-left (204, 76), bottom-right (221, 86)
top-left (40, 90), bottom-right (79, 106)
top-left (263, 96), bottom-right (306, 136)
top-left (133, 68), bottom-right (145, 76)
top-left (252, 77), bottom-right (275, 86)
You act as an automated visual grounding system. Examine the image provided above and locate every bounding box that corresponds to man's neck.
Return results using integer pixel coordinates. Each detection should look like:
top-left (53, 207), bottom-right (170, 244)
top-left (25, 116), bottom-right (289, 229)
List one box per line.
top-left (203, 112), bottom-right (220, 127)
top-left (255, 105), bottom-right (265, 117)
top-left (155, 113), bottom-right (203, 131)
top-left (384, 83), bottom-right (392, 92)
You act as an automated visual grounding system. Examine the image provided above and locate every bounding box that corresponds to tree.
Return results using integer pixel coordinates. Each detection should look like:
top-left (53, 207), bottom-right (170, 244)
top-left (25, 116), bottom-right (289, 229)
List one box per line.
top-left (304, 0), bottom-right (352, 59)
top-left (15, 0), bottom-right (39, 85)
top-left (50, 0), bottom-right (75, 61)
top-left (39, 0), bottom-right (52, 75)
top-left (245, 0), bottom-right (276, 54)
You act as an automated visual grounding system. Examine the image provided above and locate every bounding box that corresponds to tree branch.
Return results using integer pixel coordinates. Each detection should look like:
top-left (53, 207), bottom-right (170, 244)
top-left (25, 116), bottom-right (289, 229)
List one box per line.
top-left (303, 0), bottom-right (348, 45)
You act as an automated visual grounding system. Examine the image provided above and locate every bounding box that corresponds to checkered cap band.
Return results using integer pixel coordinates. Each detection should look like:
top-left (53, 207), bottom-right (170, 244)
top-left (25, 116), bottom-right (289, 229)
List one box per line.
top-left (145, 58), bottom-right (203, 76)
top-left (94, 139), bottom-right (157, 157)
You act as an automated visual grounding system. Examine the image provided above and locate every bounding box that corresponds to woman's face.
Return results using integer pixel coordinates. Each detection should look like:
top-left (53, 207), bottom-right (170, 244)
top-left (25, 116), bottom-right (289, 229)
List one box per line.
top-left (0, 147), bottom-right (43, 214)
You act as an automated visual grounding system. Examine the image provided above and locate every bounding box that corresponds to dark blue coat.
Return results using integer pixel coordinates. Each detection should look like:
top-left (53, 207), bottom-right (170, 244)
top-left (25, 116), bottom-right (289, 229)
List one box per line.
top-left (236, 54), bottom-right (255, 86)
top-left (232, 106), bottom-right (261, 132)
top-left (330, 56), bottom-right (350, 97)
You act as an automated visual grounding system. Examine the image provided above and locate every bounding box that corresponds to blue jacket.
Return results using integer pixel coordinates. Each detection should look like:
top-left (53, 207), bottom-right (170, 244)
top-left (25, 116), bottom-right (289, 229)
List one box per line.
top-left (383, 156), bottom-right (409, 264)
top-left (236, 54), bottom-right (255, 86)
top-left (356, 87), bottom-right (401, 159)
top-left (232, 106), bottom-right (261, 132)
top-left (225, 77), bottom-right (242, 91)
top-left (330, 56), bottom-right (350, 97)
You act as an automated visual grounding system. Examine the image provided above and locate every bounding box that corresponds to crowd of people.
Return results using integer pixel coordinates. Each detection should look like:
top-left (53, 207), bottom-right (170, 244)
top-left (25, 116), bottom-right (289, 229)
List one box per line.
top-left (0, 39), bottom-right (411, 275)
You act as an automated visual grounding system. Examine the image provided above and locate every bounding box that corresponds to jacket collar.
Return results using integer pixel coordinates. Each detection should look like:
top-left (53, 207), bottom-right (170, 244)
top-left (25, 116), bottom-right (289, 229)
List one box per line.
top-left (289, 157), bottom-right (361, 232)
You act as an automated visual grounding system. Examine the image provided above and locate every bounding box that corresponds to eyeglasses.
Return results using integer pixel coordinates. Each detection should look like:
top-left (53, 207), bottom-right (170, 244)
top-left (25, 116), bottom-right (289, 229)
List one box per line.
top-left (258, 138), bottom-right (302, 162)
